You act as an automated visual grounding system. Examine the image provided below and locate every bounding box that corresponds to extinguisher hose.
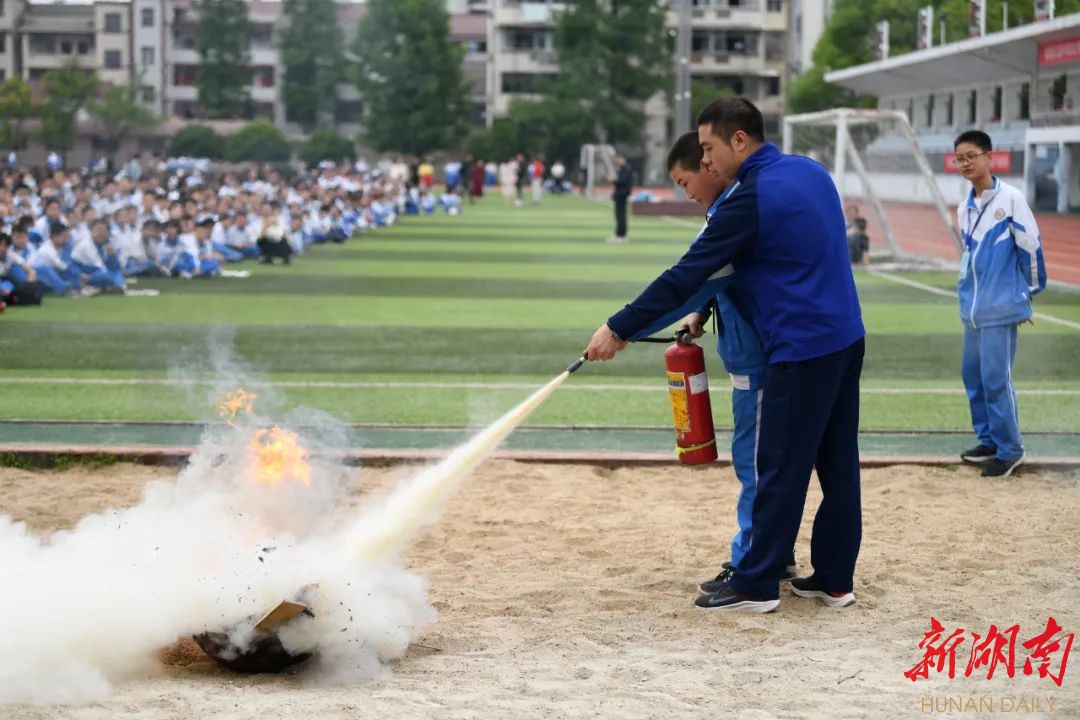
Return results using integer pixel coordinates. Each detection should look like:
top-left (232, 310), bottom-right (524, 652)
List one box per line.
top-left (636, 326), bottom-right (695, 345)
top-left (567, 326), bottom-right (696, 374)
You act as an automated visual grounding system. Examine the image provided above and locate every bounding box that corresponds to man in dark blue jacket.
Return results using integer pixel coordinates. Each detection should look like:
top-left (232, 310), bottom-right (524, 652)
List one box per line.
top-left (586, 98), bottom-right (865, 613)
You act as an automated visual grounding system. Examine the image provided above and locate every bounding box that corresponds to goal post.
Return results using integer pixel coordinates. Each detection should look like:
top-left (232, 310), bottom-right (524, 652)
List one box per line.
top-left (783, 108), bottom-right (964, 264)
top-left (579, 143), bottom-right (618, 201)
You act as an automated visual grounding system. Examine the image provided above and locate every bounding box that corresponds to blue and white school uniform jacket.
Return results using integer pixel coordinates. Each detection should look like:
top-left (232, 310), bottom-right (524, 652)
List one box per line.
top-left (957, 178), bottom-right (1047, 329)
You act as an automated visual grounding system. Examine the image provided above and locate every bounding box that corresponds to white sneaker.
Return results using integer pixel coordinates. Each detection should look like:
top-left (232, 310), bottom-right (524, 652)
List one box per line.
top-left (79, 286), bottom-right (102, 297)
top-left (123, 288), bottom-right (160, 297)
top-left (179, 271), bottom-right (193, 279)
top-left (220, 269), bottom-right (251, 279)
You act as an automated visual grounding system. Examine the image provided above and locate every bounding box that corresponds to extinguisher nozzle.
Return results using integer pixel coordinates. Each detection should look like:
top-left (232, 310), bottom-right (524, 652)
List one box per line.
top-left (565, 354), bottom-right (588, 374)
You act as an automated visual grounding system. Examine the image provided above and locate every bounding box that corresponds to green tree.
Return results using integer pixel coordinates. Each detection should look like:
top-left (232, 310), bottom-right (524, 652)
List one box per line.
top-left (0, 78), bottom-right (39, 150)
top-left (690, 79), bottom-right (733, 126)
top-left (227, 119), bottom-right (291, 162)
top-left (168, 124), bottom-right (227, 158)
top-left (196, 0), bottom-right (254, 119)
top-left (39, 66), bottom-right (99, 159)
top-left (352, 0), bottom-right (470, 155)
top-left (87, 84), bottom-right (158, 162)
top-left (299, 129), bottom-right (355, 165)
top-left (547, 0), bottom-right (672, 147)
top-left (280, 0), bottom-right (344, 130)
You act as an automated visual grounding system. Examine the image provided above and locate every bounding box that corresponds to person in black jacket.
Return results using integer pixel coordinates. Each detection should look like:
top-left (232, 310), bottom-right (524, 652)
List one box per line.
top-left (610, 155), bottom-right (633, 244)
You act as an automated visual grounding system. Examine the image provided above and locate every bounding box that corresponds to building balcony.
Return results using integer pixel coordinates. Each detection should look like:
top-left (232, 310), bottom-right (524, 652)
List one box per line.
top-left (689, 51), bottom-right (769, 74)
top-left (24, 53), bottom-right (97, 71)
top-left (251, 84), bottom-right (277, 102)
top-left (250, 47), bottom-right (278, 66)
top-left (495, 49), bottom-right (556, 72)
top-left (492, 2), bottom-right (564, 28)
top-left (169, 83), bottom-right (198, 101)
top-left (170, 47), bottom-right (198, 64)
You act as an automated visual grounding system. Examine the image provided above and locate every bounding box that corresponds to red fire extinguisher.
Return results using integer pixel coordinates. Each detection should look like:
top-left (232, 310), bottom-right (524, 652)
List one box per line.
top-left (664, 337), bottom-right (718, 465)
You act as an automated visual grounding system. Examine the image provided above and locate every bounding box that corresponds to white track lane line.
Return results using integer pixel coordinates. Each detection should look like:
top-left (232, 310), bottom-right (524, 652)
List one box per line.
top-left (869, 270), bottom-right (1080, 331)
top-left (4, 377), bottom-right (1079, 396)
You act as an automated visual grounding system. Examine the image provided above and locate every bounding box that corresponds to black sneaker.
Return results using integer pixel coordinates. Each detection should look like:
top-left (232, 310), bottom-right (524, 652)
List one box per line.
top-left (790, 575), bottom-right (855, 608)
top-left (981, 455), bottom-right (1023, 477)
top-left (695, 584), bottom-right (780, 613)
top-left (698, 560), bottom-right (797, 595)
top-left (961, 444), bottom-right (997, 464)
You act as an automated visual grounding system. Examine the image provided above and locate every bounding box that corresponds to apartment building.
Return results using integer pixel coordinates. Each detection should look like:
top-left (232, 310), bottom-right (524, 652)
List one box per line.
top-left (0, 0), bottom-right (134, 93)
top-left (486, 0), bottom-right (789, 181)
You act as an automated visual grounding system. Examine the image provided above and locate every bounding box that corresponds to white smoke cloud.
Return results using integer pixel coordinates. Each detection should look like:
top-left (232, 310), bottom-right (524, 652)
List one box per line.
top-left (0, 416), bottom-right (436, 706)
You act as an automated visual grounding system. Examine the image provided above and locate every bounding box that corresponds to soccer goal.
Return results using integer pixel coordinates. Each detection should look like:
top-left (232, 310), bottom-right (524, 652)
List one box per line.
top-left (783, 108), bottom-right (963, 266)
top-left (579, 143), bottom-right (618, 201)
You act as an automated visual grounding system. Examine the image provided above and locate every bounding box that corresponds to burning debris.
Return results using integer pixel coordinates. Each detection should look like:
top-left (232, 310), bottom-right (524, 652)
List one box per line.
top-left (217, 387), bottom-right (258, 426)
top-left (195, 596), bottom-right (316, 673)
top-left (248, 426), bottom-right (313, 488)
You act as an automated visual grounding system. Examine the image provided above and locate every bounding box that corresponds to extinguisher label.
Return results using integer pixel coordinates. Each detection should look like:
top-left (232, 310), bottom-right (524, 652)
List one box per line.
top-left (667, 371), bottom-right (691, 433)
top-left (688, 371), bottom-right (709, 395)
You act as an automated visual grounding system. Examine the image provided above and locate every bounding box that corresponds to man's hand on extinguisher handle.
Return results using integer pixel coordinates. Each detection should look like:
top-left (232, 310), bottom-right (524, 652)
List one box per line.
top-left (680, 312), bottom-right (707, 339)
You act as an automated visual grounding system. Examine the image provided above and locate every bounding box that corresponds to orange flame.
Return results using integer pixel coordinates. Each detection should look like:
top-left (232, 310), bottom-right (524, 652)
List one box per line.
top-left (248, 426), bottom-right (312, 487)
top-left (218, 388), bottom-right (258, 426)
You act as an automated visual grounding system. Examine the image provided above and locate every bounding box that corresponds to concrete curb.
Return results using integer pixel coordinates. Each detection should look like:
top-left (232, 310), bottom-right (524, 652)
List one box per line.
top-left (2, 444), bottom-right (1078, 469)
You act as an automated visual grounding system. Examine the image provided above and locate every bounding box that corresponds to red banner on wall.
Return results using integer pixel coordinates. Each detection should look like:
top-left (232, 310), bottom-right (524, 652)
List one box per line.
top-left (944, 151), bottom-right (1013, 174)
top-left (1039, 36), bottom-right (1080, 66)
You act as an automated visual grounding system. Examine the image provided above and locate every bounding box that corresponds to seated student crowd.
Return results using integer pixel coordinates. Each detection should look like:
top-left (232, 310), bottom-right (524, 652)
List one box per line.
top-left (0, 160), bottom-right (463, 309)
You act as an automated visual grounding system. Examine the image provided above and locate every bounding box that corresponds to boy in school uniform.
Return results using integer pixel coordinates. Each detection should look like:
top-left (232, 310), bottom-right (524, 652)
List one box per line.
top-left (953, 130), bottom-right (1047, 477)
top-left (31, 222), bottom-right (93, 296)
top-left (71, 219), bottom-right (126, 292)
top-left (159, 219), bottom-right (197, 278)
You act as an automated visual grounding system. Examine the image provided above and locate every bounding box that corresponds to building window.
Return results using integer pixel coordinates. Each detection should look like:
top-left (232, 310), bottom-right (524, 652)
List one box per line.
top-left (926, 94), bottom-right (935, 126)
top-left (767, 0), bottom-right (783, 11)
top-left (141, 7), bottom-right (154, 27)
top-left (691, 32), bottom-right (710, 52)
top-left (1050, 75), bottom-right (1067, 111)
top-left (60, 40), bottom-right (73, 55)
top-left (506, 29), bottom-right (548, 51)
top-left (501, 72), bottom-right (539, 94)
top-left (0, 32), bottom-right (5, 53)
top-left (1019, 83), bottom-right (1030, 120)
top-left (907, 98), bottom-right (914, 125)
top-left (77, 40), bottom-right (91, 54)
top-left (0, 0), bottom-right (5, 17)
top-left (141, 85), bottom-right (155, 103)
top-left (944, 93), bottom-right (953, 125)
top-left (465, 39), bottom-right (486, 54)
top-left (766, 76), bottom-right (781, 96)
top-left (104, 12), bottom-right (122, 33)
top-left (991, 86), bottom-right (1002, 122)
top-left (141, 46), bottom-right (154, 66)
top-left (104, 50), bottom-right (122, 69)
top-left (967, 89), bottom-right (977, 123)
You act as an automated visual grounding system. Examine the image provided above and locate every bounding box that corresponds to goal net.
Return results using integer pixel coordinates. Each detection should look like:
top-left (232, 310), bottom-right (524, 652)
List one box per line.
top-left (579, 143), bottom-right (618, 201)
top-left (783, 108), bottom-right (963, 268)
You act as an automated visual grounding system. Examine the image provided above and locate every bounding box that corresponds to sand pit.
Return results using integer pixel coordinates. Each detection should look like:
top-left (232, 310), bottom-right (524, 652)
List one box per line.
top-left (2, 459), bottom-right (1078, 719)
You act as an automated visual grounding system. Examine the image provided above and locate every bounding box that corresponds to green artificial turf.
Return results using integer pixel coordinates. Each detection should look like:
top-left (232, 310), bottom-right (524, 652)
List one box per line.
top-left (2, 194), bottom-right (1078, 434)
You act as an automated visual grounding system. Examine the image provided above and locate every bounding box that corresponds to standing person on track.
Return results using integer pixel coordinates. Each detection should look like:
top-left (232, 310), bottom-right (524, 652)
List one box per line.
top-left (953, 130), bottom-right (1047, 478)
top-left (586, 97), bottom-right (865, 613)
top-left (609, 154), bottom-right (632, 244)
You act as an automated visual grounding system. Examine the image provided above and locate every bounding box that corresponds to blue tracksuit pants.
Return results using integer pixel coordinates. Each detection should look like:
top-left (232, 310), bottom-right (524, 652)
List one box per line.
top-left (33, 265), bottom-right (74, 295)
top-left (961, 323), bottom-right (1022, 462)
top-left (729, 383), bottom-right (759, 569)
top-left (729, 338), bottom-right (864, 600)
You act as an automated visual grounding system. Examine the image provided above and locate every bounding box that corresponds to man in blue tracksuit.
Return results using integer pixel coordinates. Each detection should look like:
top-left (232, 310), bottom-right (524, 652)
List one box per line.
top-left (587, 97), bottom-right (865, 613)
top-left (630, 132), bottom-right (797, 595)
top-left (953, 130), bottom-right (1047, 477)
